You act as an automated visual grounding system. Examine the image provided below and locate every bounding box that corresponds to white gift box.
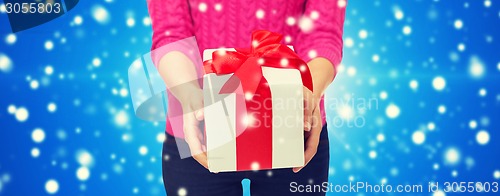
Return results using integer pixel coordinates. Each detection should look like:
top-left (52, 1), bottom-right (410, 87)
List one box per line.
top-left (203, 48), bottom-right (305, 172)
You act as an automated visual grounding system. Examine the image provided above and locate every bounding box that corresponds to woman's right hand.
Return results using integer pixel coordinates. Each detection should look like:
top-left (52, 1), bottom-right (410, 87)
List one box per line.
top-left (157, 51), bottom-right (209, 169)
top-left (177, 85), bottom-right (208, 169)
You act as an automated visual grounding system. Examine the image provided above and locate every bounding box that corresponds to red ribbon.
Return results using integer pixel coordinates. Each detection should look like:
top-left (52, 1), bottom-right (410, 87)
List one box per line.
top-left (204, 30), bottom-right (313, 94)
top-left (203, 30), bottom-right (313, 171)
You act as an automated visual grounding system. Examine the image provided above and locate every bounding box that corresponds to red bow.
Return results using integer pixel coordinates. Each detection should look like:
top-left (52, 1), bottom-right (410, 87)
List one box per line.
top-left (203, 30), bottom-right (313, 95)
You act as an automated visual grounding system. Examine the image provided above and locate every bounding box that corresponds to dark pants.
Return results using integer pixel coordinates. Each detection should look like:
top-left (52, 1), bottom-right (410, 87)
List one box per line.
top-left (162, 125), bottom-right (330, 196)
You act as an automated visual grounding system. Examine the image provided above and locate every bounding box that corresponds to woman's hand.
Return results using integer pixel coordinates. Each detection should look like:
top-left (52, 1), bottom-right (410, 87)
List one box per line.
top-left (294, 57), bottom-right (336, 173)
top-left (158, 51), bottom-right (208, 169)
top-left (177, 85), bottom-right (209, 169)
top-left (294, 88), bottom-right (322, 173)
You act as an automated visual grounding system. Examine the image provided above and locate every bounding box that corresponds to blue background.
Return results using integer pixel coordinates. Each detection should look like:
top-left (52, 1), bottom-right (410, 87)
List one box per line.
top-left (0, 0), bottom-right (499, 195)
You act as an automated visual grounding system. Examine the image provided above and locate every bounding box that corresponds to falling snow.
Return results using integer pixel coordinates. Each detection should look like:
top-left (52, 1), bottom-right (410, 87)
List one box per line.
top-left (432, 76), bottom-right (446, 91)
top-left (45, 179), bottom-right (59, 194)
top-left (0, 53), bottom-right (13, 73)
top-left (0, 1), bottom-right (497, 195)
top-left (91, 5), bottom-right (110, 24)
top-left (32, 128), bottom-right (46, 143)
top-left (476, 130), bottom-right (490, 145)
top-left (412, 131), bottom-right (425, 145)
top-left (385, 104), bottom-right (400, 119)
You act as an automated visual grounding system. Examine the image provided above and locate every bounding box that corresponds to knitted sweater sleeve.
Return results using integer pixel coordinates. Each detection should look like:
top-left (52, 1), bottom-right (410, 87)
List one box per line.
top-left (147, 0), bottom-right (194, 51)
top-left (295, 0), bottom-right (347, 67)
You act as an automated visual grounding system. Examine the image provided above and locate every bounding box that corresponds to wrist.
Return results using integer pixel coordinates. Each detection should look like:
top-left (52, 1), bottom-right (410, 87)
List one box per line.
top-left (308, 57), bottom-right (335, 89)
top-left (172, 84), bottom-right (202, 104)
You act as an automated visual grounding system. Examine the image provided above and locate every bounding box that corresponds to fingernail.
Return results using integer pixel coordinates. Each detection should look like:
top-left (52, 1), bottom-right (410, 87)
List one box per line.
top-left (195, 111), bottom-right (203, 119)
top-left (305, 122), bottom-right (311, 131)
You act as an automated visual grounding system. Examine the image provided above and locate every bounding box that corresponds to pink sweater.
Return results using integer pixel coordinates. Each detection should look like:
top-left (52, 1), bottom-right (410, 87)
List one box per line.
top-left (147, 0), bottom-right (346, 137)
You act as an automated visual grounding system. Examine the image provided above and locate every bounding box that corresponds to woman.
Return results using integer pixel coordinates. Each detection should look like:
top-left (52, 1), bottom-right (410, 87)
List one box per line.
top-left (147, 0), bottom-right (346, 195)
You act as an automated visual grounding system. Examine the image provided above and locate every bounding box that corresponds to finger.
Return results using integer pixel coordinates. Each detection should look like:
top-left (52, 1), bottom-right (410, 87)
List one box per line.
top-left (303, 88), bottom-right (313, 131)
top-left (183, 113), bottom-right (209, 169)
top-left (311, 108), bottom-right (322, 130)
top-left (184, 129), bottom-right (204, 154)
top-left (195, 108), bottom-right (204, 121)
top-left (293, 141), bottom-right (318, 173)
top-left (294, 113), bottom-right (321, 173)
top-left (192, 152), bottom-right (209, 169)
top-left (191, 135), bottom-right (208, 169)
top-left (293, 134), bottom-right (320, 173)
top-left (198, 128), bottom-right (207, 152)
top-left (185, 130), bottom-right (209, 169)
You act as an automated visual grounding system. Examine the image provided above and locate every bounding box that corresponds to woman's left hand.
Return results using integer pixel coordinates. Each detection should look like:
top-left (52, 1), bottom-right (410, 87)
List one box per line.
top-left (293, 57), bottom-right (336, 173)
top-left (293, 87), bottom-right (322, 173)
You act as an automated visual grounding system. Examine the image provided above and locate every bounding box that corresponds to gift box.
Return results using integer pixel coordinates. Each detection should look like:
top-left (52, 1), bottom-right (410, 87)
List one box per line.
top-left (202, 30), bottom-right (314, 172)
